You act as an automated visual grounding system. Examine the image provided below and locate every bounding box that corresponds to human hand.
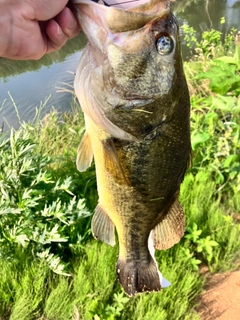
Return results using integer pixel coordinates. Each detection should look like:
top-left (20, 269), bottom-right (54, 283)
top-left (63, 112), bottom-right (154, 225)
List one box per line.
top-left (0, 0), bottom-right (79, 60)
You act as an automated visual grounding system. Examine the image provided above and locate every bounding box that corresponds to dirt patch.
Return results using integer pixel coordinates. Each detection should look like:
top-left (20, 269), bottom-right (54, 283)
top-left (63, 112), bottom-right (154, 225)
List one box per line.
top-left (197, 267), bottom-right (240, 320)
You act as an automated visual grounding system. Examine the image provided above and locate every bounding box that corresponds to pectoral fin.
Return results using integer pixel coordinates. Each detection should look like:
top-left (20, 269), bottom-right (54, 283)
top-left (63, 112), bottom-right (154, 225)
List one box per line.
top-left (152, 199), bottom-right (185, 250)
top-left (91, 204), bottom-right (115, 246)
top-left (102, 139), bottom-right (128, 185)
top-left (76, 132), bottom-right (93, 172)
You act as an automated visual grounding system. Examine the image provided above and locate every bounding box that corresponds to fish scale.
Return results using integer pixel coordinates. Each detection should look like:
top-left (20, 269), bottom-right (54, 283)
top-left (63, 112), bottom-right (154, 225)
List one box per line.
top-left (73, 0), bottom-right (191, 296)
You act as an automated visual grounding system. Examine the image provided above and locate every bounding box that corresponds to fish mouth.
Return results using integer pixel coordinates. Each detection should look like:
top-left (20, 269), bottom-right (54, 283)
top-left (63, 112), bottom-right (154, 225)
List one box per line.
top-left (73, 0), bottom-right (171, 33)
top-left (107, 0), bottom-right (171, 33)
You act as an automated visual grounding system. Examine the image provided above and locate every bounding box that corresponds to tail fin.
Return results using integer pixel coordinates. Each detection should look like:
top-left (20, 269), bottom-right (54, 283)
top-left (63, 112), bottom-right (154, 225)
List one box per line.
top-left (116, 257), bottom-right (169, 296)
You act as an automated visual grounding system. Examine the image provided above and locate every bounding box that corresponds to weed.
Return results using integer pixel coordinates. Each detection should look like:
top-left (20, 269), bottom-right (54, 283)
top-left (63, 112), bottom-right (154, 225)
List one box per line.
top-left (181, 20), bottom-right (237, 57)
top-left (0, 126), bottom-right (92, 275)
top-left (185, 223), bottom-right (219, 264)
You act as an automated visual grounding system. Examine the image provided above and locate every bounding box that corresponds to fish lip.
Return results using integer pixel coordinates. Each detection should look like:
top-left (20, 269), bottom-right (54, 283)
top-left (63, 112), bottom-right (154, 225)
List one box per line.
top-left (73, 0), bottom-right (171, 33)
top-left (106, 10), bottom-right (170, 33)
top-left (107, 0), bottom-right (171, 33)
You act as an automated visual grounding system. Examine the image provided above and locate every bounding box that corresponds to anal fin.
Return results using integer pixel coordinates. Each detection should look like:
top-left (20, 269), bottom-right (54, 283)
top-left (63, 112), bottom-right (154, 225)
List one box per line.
top-left (152, 199), bottom-right (185, 250)
top-left (76, 132), bottom-right (93, 172)
top-left (91, 204), bottom-right (115, 246)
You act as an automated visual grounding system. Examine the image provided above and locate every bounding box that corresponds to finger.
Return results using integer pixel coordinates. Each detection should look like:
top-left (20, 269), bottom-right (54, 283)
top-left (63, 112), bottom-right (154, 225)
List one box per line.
top-left (55, 7), bottom-right (79, 39)
top-left (44, 7), bottom-right (80, 53)
top-left (45, 19), bottom-right (69, 53)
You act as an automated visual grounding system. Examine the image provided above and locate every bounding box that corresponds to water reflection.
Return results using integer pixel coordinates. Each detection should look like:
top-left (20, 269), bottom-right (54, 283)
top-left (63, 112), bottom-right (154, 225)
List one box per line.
top-left (227, 0), bottom-right (240, 8)
top-left (0, 34), bottom-right (87, 129)
top-left (0, 0), bottom-right (239, 129)
top-left (0, 51), bottom-right (81, 128)
top-left (174, 0), bottom-right (240, 32)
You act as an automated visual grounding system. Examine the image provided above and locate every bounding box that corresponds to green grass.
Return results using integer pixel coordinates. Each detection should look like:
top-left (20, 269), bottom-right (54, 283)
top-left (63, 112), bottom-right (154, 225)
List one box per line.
top-left (0, 242), bottom-right (203, 320)
top-left (0, 26), bottom-right (239, 319)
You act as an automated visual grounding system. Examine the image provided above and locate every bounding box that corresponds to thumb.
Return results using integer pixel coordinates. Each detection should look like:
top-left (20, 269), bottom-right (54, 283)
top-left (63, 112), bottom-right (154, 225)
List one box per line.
top-left (26, 0), bottom-right (69, 21)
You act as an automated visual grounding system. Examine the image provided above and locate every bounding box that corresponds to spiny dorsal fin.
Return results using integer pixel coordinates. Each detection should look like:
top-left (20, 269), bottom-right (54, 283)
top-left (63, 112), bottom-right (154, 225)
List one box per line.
top-left (76, 132), bottom-right (93, 172)
top-left (152, 198), bottom-right (185, 250)
top-left (91, 204), bottom-right (115, 246)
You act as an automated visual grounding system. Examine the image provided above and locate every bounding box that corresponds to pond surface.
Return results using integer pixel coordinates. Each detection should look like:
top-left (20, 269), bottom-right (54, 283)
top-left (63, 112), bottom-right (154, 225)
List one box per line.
top-left (0, 0), bottom-right (239, 129)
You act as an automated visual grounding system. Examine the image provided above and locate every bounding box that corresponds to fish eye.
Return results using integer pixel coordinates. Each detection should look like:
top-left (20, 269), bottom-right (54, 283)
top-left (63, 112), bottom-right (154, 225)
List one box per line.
top-left (156, 34), bottom-right (174, 55)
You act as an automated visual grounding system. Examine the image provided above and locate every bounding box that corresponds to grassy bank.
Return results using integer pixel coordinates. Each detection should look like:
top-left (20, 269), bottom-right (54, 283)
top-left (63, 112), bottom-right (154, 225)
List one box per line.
top-left (0, 27), bottom-right (239, 319)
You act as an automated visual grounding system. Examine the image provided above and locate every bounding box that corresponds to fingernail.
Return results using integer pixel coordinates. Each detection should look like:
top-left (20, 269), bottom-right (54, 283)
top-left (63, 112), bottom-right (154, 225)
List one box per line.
top-left (57, 24), bottom-right (63, 36)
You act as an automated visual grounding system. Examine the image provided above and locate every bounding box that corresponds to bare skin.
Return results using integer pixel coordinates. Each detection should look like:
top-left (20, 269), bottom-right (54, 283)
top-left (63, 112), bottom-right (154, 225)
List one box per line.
top-left (0, 0), bottom-right (79, 60)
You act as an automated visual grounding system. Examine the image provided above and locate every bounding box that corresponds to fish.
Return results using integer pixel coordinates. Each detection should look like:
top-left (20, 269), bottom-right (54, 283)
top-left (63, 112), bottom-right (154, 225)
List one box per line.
top-left (73, 0), bottom-right (191, 296)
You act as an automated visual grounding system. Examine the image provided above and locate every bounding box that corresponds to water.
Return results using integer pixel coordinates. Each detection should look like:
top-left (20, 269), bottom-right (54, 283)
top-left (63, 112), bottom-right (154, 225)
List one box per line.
top-left (0, 0), bottom-right (239, 129)
top-left (174, 0), bottom-right (240, 32)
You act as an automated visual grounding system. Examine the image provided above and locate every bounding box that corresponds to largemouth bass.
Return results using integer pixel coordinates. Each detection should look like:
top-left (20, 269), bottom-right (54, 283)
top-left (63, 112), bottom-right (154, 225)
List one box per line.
top-left (73, 0), bottom-right (191, 296)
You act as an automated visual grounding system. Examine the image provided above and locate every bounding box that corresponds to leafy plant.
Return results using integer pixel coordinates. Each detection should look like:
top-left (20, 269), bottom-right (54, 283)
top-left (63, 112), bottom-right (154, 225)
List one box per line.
top-left (184, 34), bottom-right (240, 192)
top-left (181, 19), bottom-right (237, 57)
top-left (180, 247), bottom-right (202, 271)
top-left (181, 24), bottom-right (197, 49)
top-left (185, 223), bottom-right (219, 263)
top-left (90, 292), bottom-right (129, 320)
top-left (195, 59), bottom-right (240, 96)
top-left (0, 127), bottom-right (91, 274)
